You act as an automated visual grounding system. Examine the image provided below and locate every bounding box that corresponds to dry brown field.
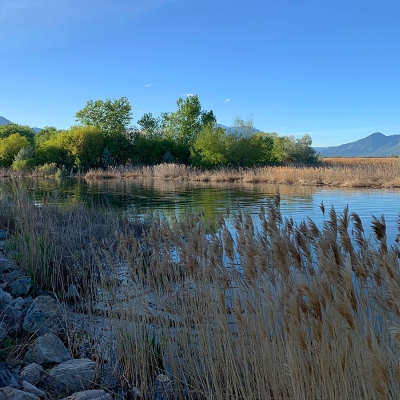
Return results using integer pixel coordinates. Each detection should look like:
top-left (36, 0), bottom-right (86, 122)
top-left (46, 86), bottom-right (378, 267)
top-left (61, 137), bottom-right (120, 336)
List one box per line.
top-left (321, 156), bottom-right (400, 167)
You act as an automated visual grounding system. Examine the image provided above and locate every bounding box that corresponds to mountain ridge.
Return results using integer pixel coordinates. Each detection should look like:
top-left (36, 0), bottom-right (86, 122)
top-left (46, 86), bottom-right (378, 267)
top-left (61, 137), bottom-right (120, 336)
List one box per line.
top-left (314, 132), bottom-right (400, 157)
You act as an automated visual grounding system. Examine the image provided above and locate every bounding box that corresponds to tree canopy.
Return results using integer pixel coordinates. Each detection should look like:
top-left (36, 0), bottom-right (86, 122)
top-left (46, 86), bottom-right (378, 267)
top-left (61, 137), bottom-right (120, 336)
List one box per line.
top-left (0, 123), bottom-right (35, 145)
top-left (162, 95), bottom-right (216, 145)
top-left (75, 97), bottom-right (132, 137)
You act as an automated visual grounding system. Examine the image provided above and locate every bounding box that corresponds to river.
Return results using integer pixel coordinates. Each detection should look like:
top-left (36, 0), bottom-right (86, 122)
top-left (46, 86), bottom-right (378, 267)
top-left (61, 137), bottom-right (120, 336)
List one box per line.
top-left (4, 176), bottom-right (400, 245)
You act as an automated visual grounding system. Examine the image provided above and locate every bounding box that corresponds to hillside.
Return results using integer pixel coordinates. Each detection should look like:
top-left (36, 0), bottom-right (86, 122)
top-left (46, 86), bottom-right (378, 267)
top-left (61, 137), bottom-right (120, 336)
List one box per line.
top-left (314, 132), bottom-right (400, 157)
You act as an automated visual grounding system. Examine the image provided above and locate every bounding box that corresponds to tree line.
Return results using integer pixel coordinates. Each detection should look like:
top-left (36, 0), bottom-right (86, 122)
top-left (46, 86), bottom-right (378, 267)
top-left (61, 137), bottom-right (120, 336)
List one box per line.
top-left (0, 96), bottom-right (318, 171)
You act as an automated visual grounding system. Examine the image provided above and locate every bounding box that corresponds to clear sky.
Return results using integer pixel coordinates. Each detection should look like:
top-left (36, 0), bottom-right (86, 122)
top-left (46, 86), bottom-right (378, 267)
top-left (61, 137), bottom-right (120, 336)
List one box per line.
top-left (1, 0), bottom-right (399, 147)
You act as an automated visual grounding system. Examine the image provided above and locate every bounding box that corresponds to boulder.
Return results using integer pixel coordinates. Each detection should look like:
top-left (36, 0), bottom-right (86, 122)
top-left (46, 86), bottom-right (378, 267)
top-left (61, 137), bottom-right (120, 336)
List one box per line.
top-left (62, 390), bottom-right (112, 400)
top-left (22, 296), bottom-right (64, 337)
top-left (19, 363), bottom-right (44, 386)
top-left (40, 359), bottom-right (96, 397)
top-left (24, 333), bottom-right (72, 367)
top-left (0, 289), bottom-right (12, 304)
top-left (20, 382), bottom-right (46, 398)
top-left (0, 387), bottom-right (39, 400)
top-left (9, 277), bottom-right (31, 298)
top-left (0, 362), bottom-right (18, 388)
top-left (0, 302), bottom-right (23, 336)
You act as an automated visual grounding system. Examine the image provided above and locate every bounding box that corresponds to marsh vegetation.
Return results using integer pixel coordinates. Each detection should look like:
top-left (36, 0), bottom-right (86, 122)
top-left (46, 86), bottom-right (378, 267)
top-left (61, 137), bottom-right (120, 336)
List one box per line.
top-left (1, 188), bottom-right (400, 399)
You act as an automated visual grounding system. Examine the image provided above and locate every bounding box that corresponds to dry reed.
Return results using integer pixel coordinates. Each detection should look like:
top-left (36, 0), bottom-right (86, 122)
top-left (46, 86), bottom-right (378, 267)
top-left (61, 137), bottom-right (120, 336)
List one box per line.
top-left (84, 159), bottom-right (400, 189)
top-left (1, 186), bottom-right (400, 399)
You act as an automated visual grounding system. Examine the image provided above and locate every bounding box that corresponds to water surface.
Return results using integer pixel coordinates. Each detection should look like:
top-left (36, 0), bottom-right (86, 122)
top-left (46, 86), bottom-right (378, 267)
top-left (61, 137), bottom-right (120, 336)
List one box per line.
top-left (6, 177), bottom-right (400, 244)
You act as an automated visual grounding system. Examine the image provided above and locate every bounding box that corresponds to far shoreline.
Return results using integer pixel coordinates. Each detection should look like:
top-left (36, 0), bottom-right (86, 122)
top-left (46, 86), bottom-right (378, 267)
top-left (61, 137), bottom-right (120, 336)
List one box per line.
top-left (2, 157), bottom-right (400, 190)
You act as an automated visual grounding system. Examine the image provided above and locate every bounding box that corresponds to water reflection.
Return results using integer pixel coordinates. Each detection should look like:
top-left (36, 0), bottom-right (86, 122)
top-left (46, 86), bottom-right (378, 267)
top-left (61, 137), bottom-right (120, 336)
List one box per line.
top-left (2, 177), bottom-right (400, 244)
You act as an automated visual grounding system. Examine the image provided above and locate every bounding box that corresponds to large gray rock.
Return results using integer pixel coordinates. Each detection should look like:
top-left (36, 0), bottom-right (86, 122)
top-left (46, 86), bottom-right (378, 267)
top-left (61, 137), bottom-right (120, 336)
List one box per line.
top-left (0, 289), bottom-right (12, 303)
top-left (22, 296), bottom-right (64, 336)
top-left (0, 302), bottom-right (23, 336)
top-left (0, 362), bottom-right (18, 388)
top-left (20, 382), bottom-right (46, 398)
top-left (24, 333), bottom-right (72, 367)
top-left (0, 387), bottom-right (39, 400)
top-left (62, 390), bottom-right (112, 400)
top-left (9, 277), bottom-right (31, 298)
top-left (19, 363), bottom-right (44, 386)
top-left (40, 359), bottom-right (96, 397)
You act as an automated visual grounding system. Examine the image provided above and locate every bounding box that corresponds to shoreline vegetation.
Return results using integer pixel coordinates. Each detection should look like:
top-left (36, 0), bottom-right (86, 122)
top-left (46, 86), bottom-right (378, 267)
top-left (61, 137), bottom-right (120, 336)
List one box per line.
top-left (3, 157), bottom-right (400, 189)
top-left (1, 189), bottom-right (400, 398)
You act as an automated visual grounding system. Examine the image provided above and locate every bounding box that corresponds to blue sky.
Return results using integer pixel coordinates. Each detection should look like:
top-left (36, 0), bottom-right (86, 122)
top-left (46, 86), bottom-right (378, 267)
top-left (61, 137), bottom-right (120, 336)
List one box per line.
top-left (1, 0), bottom-right (399, 147)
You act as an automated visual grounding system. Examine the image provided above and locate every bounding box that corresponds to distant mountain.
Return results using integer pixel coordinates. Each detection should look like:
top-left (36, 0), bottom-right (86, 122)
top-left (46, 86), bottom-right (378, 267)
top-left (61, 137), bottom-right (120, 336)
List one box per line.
top-left (0, 116), bottom-right (41, 132)
top-left (314, 132), bottom-right (400, 157)
top-left (0, 116), bottom-right (12, 125)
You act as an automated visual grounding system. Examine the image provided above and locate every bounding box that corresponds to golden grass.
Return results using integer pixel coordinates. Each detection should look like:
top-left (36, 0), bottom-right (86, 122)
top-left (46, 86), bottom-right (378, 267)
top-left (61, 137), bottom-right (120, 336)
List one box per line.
top-left (2, 187), bottom-right (400, 398)
top-left (84, 159), bottom-right (400, 189)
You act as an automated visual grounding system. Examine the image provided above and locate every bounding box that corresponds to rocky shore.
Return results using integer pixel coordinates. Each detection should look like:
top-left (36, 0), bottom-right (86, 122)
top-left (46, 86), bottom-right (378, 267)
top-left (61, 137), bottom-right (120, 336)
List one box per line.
top-left (0, 228), bottom-right (119, 400)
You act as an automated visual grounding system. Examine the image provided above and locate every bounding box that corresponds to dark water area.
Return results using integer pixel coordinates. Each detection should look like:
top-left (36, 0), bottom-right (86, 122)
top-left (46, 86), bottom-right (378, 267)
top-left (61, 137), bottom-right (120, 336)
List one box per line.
top-left (3, 176), bottom-right (400, 245)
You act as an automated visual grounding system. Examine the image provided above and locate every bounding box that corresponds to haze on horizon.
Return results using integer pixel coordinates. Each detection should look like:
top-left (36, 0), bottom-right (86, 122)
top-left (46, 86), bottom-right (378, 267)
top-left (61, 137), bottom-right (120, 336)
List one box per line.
top-left (1, 0), bottom-right (399, 147)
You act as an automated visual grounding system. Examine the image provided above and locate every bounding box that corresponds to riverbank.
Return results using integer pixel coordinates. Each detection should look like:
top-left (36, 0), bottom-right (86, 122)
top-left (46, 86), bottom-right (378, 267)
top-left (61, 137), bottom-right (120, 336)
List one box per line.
top-left (1, 188), bottom-right (400, 398)
top-left (3, 158), bottom-right (400, 189)
top-left (83, 158), bottom-right (400, 189)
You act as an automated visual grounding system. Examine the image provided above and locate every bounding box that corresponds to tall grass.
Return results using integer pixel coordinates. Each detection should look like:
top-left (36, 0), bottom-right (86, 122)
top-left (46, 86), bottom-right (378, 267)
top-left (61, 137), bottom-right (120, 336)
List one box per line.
top-left (1, 187), bottom-right (400, 398)
top-left (84, 159), bottom-right (400, 188)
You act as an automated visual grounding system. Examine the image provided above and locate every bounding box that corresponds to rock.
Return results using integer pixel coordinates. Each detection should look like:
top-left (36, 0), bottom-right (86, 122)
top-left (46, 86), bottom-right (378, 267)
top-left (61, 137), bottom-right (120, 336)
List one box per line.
top-left (20, 382), bottom-right (46, 398)
top-left (22, 296), bottom-right (64, 337)
top-left (40, 359), bottom-right (96, 397)
top-left (0, 322), bottom-right (8, 340)
top-left (0, 387), bottom-right (39, 400)
top-left (0, 289), bottom-right (12, 304)
top-left (156, 373), bottom-right (170, 383)
top-left (12, 297), bottom-right (25, 310)
top-left (65, 285), bottom-right (80, 303)
top-left (24, 333), bottom-right (72, 367)
top-left (131, 387), bottom-right (142, 399)
top-left (2, 270), bottom-right (24, 284)
top-left (0, 362), bottom-right (18, 388)
top-left (0, 302), bottom-right (23, 336)
top-left (62, 390), bottom-right (111, 400)
top-left (9, 277), bottom-right (31, 298)
top-left (19, 363), bottom-right (44, 386)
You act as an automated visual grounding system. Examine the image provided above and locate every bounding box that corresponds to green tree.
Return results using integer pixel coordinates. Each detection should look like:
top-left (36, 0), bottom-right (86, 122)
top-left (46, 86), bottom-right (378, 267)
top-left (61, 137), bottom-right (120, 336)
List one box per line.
top-left (35, 131), bottom-right (74, 168)
top-left (75, 97), bottom-right (132, 137)
top-left (191, 124), bottom-right (228, 168)
top-left (163, 95), bottom-right (216, 146)
top-left (35, 126), bottom-right (59, 145)
top-left (271, 134), bottom-right (318, 163)
top-left (12, 146), bottom-right (35, 171)
top-left (0, 124), bottom-right (35, 145)
top-left (75, 97), bottom-right (133, 165)
top-left (68, 126), bottom-right (105, 170)
top-left (0, 134), bottom-right (30, 166)
top-left (136, 112), bottom-right (164, 137)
